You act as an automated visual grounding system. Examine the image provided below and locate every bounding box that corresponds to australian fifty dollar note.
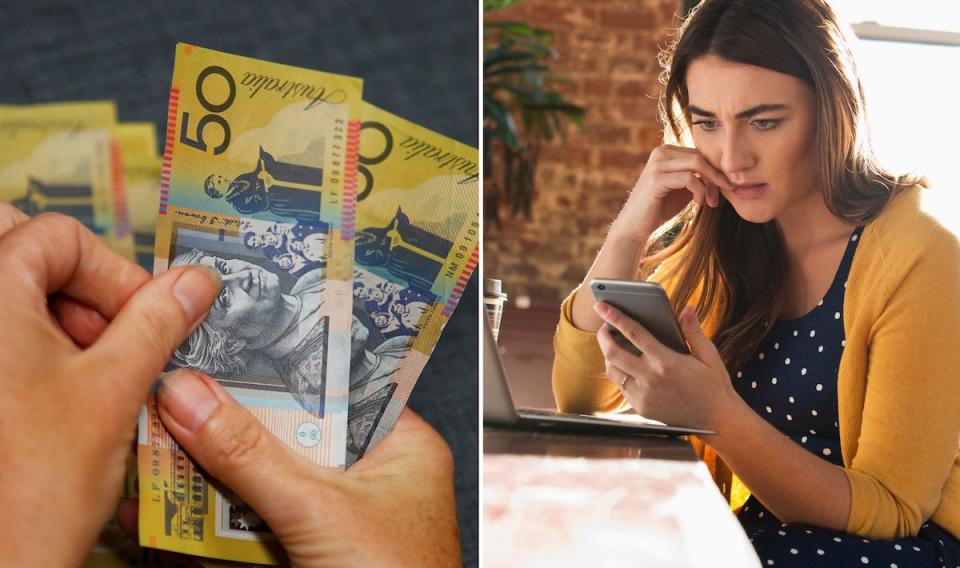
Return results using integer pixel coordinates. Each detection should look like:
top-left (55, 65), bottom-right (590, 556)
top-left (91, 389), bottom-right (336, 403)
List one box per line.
top-left (137, 43), bottom-right (362, 564)
top-left (347, 102), bottom-right (478, 465)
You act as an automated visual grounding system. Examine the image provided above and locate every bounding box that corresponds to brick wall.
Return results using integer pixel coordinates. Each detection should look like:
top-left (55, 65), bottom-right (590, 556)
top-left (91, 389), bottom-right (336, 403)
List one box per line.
top-left (484, 0), bottom-right (684, 305)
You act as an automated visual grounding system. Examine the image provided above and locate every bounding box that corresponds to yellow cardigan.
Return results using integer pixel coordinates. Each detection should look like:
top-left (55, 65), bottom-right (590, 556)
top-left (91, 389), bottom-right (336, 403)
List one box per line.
top-left (552, 186), bottom-right (960, 540)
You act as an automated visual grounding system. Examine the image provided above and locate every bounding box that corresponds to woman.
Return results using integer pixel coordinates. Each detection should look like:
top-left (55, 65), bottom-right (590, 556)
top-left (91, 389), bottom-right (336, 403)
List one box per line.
top-left (552, 0), bottom-right (960, 565)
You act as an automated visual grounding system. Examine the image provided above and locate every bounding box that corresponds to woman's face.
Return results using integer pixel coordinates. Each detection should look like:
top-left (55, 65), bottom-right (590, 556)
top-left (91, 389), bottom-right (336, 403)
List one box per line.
top-left (194, 253), bottom-right (282, 340)
top-left (685, 55), bottom-right (819, 224)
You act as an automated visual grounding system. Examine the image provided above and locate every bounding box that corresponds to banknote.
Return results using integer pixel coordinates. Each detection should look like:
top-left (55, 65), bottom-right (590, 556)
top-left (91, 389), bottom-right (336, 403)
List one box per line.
top-left (137, 43), bottom-right (362, 564)
top-left (0, 101), bottom-right (135, 260)
top-left (116, 122), bottom-right (162, 271)
top-left (347, 103), bottom-right (479, 465)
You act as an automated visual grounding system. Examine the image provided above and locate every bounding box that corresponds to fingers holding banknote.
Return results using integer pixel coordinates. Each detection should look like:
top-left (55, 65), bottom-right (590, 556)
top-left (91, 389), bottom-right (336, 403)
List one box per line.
top-left (145, 368), bottom-right (460, 567)
top-left (0, 211), bottom-right (221, 566)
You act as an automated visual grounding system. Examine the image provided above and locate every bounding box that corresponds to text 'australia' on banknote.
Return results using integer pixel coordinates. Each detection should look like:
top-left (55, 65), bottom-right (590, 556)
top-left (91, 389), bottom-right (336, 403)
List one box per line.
top-left (347, 102), bottom-right (478, 465)
top-left (137, 43), bottom-right (362, 564)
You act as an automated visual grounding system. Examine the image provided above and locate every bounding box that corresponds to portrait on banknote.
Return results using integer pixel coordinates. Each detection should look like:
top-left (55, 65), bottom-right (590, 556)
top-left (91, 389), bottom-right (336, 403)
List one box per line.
top-left (166, 218), bottom-right (331, 417)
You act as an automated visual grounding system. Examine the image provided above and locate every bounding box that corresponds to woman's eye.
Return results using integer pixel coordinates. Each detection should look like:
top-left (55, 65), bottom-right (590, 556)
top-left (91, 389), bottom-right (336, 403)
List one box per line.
top-left (216, 259), bottom-right (229, 274)
top-left (693, 120), bottom-right (717, 131)
top-left (753, 119), bottom-right (781, 131)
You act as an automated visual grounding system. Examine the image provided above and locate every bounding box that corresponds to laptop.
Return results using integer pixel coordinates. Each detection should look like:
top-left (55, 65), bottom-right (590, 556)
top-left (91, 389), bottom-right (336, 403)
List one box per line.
top-left (483, 311), bottom-right (716, 437)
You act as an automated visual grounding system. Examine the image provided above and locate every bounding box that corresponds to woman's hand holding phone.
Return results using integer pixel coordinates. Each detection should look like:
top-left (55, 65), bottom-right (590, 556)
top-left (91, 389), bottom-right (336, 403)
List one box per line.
top-left (592, 300), bottom-right (738, 432)
top-left (608, 144), bottom-right (735, 244)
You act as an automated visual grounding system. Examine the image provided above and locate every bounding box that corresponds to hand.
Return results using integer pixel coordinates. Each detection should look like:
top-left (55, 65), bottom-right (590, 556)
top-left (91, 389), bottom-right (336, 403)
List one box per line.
top-left (0, 205), bottom-right (221, 566)
top-left (609, 144), bottom-right (735, 243)
top-left (593, 301), bottom-right (737, 431)
top-left (119, 369), bottom-right (460, 567)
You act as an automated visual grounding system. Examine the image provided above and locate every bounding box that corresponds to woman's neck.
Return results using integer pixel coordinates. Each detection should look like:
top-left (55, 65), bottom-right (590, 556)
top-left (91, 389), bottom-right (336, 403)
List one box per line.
top-left (776, 190), bottom-right (860, 261)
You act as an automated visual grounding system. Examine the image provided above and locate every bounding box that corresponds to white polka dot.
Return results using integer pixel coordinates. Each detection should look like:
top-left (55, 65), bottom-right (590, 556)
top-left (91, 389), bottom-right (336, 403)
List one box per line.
top-left (801, 368), bottom-right (807, 376)
top-left (759, 352), bottom-right (765, 360)
top-left (737, 371), bottom-right (742, 378)
top-left (913, 546), bottom-right (921, 552)
top-left (852, 234), bottom-right (859, 241)
top-left (793, 330), bottom-right (798, 336)
top-left (842, 339), bottom-right (847, 347)
top-left (785, 357), bottom-right (791, 365)
top-left (891, 563), bottom-right (898, 568)
top-left (801, 436), bottom-right (808, 443)
top-left (810, 429), bottom-right (817, 435)
top-left (787, 414), bottom-right (792, 421)
top-left (861, 556), bottom-right (869, 564)
top-left (816, 384), bottom-right (823, 391)
top-left (788, 396), bottom-right (795, 403)
top-left (817, 549), bottom-right (824, 555)
top-left (812, 410), bottom-right (818, 416)
top-left (844, 281), bottom-right (848, 288)
top-left (823, 448), bottom-right (832, 456)
top-left (790, 548), bottom-right (798, 554)
top-left (894, 544), bottom-right (902, 551)
top-left (810, 330), bottom-right (816, 337)
top-left (818, 299), bottom-right (823, 306)
top-left (772, 377), bottom-right (778, 384)
top-left (774, 342), bottom-right (780, 349)
top-left (766, 406), bottom-right (772, 414)
top-left (805, 529), bottom-right (812, 534)
top-left (818, 345), bottom-right (824, 352)
top-left (834, 536), bottom-right (842, 542)
top-left (767, 561), bottom-right (774, 566)
top-left (758, 511), bottom-right (764, 518)
top-left (835, 311), bottom-right (841, 319)
top-left (751, 381), bottom-right (757, 389)
top-left (779, 530), bottom-right (786, 536)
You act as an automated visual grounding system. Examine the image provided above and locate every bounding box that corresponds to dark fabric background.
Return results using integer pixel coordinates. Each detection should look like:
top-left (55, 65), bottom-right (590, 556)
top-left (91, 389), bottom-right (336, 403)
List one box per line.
top-left (0, 1), bottom-right (479, 565)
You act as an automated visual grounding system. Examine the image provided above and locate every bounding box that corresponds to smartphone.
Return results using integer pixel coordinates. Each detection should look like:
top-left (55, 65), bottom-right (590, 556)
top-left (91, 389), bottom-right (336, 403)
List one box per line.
top-left (589, 278), bottom-right (689, 356)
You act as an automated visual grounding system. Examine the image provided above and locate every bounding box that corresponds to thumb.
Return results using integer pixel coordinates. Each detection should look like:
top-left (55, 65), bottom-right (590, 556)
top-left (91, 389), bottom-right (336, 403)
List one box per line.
top-left (155, 369), bottom-right (325, 526)
top-left (679, 305), bottom-right (722, 366)
top-left (84, 265), bottom-right (220, 395)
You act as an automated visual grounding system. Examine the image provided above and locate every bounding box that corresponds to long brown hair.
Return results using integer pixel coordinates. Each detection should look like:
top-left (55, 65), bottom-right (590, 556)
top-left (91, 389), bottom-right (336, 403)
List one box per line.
top-left (643, 0), bottom-right (927, 374)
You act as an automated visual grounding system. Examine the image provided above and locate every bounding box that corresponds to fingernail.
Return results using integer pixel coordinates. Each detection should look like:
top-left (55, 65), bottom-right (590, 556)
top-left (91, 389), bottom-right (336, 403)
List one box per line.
top-left (172, 266), bottom-right (221, 322)
top-left (158, 369), bottom-right (220, 432)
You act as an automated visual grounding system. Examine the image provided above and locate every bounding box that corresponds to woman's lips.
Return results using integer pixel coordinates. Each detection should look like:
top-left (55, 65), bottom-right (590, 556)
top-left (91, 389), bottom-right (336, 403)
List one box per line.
top-left (732, 183), bottom-right (768, 199)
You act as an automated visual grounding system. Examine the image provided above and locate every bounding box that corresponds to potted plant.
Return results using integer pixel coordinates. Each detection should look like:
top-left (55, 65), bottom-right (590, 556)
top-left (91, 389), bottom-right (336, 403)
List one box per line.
top-left (483, 0), bottom-right (586, 226)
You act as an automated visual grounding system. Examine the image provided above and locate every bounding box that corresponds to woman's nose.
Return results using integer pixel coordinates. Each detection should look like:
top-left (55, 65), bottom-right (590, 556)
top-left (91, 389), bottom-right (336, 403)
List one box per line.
top-left (718, 128), bottom-right (756, 176)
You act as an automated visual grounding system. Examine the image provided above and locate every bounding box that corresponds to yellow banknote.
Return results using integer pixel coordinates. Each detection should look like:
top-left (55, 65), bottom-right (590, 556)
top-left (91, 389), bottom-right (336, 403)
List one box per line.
top-left (347, 102), bottom-right (478, 464)
top-left (138, 43), bottom-right (362, 564)
top-left (0, 101), bottom-right (135, 259)
top-left (116, 122), bottom-right (162, 270)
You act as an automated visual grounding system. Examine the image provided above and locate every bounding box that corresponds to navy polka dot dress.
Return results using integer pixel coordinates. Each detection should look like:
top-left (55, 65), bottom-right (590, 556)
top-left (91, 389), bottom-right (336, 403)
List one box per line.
top-left (732, 226), bottom-right (960, 567)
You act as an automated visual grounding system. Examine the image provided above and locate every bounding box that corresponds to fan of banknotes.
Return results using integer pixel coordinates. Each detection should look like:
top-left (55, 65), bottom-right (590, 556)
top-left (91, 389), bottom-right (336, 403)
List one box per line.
top-left (1, 43), bottom-right (478, 566)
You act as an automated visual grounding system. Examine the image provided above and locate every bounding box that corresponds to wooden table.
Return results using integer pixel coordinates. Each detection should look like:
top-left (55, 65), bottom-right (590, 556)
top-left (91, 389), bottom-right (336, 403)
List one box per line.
top-left (483, 427), bottom-right (761, 567)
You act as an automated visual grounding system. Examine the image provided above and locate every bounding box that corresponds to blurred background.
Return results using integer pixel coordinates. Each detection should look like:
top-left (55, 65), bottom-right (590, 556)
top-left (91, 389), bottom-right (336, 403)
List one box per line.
top-left (0, 1), bottom-right (479, 565)
top-left (483, 0), bottom-right (960, 409)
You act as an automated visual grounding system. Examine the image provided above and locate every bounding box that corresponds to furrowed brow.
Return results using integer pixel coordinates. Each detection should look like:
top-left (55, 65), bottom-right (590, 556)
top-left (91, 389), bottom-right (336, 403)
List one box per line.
top-left (688, 104), bottom-right (790, 119)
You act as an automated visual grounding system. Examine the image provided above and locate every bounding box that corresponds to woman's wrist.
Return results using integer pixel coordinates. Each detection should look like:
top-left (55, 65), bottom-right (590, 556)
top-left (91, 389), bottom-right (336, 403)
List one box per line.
top-left (704, 386), bottom-right (750, 450)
